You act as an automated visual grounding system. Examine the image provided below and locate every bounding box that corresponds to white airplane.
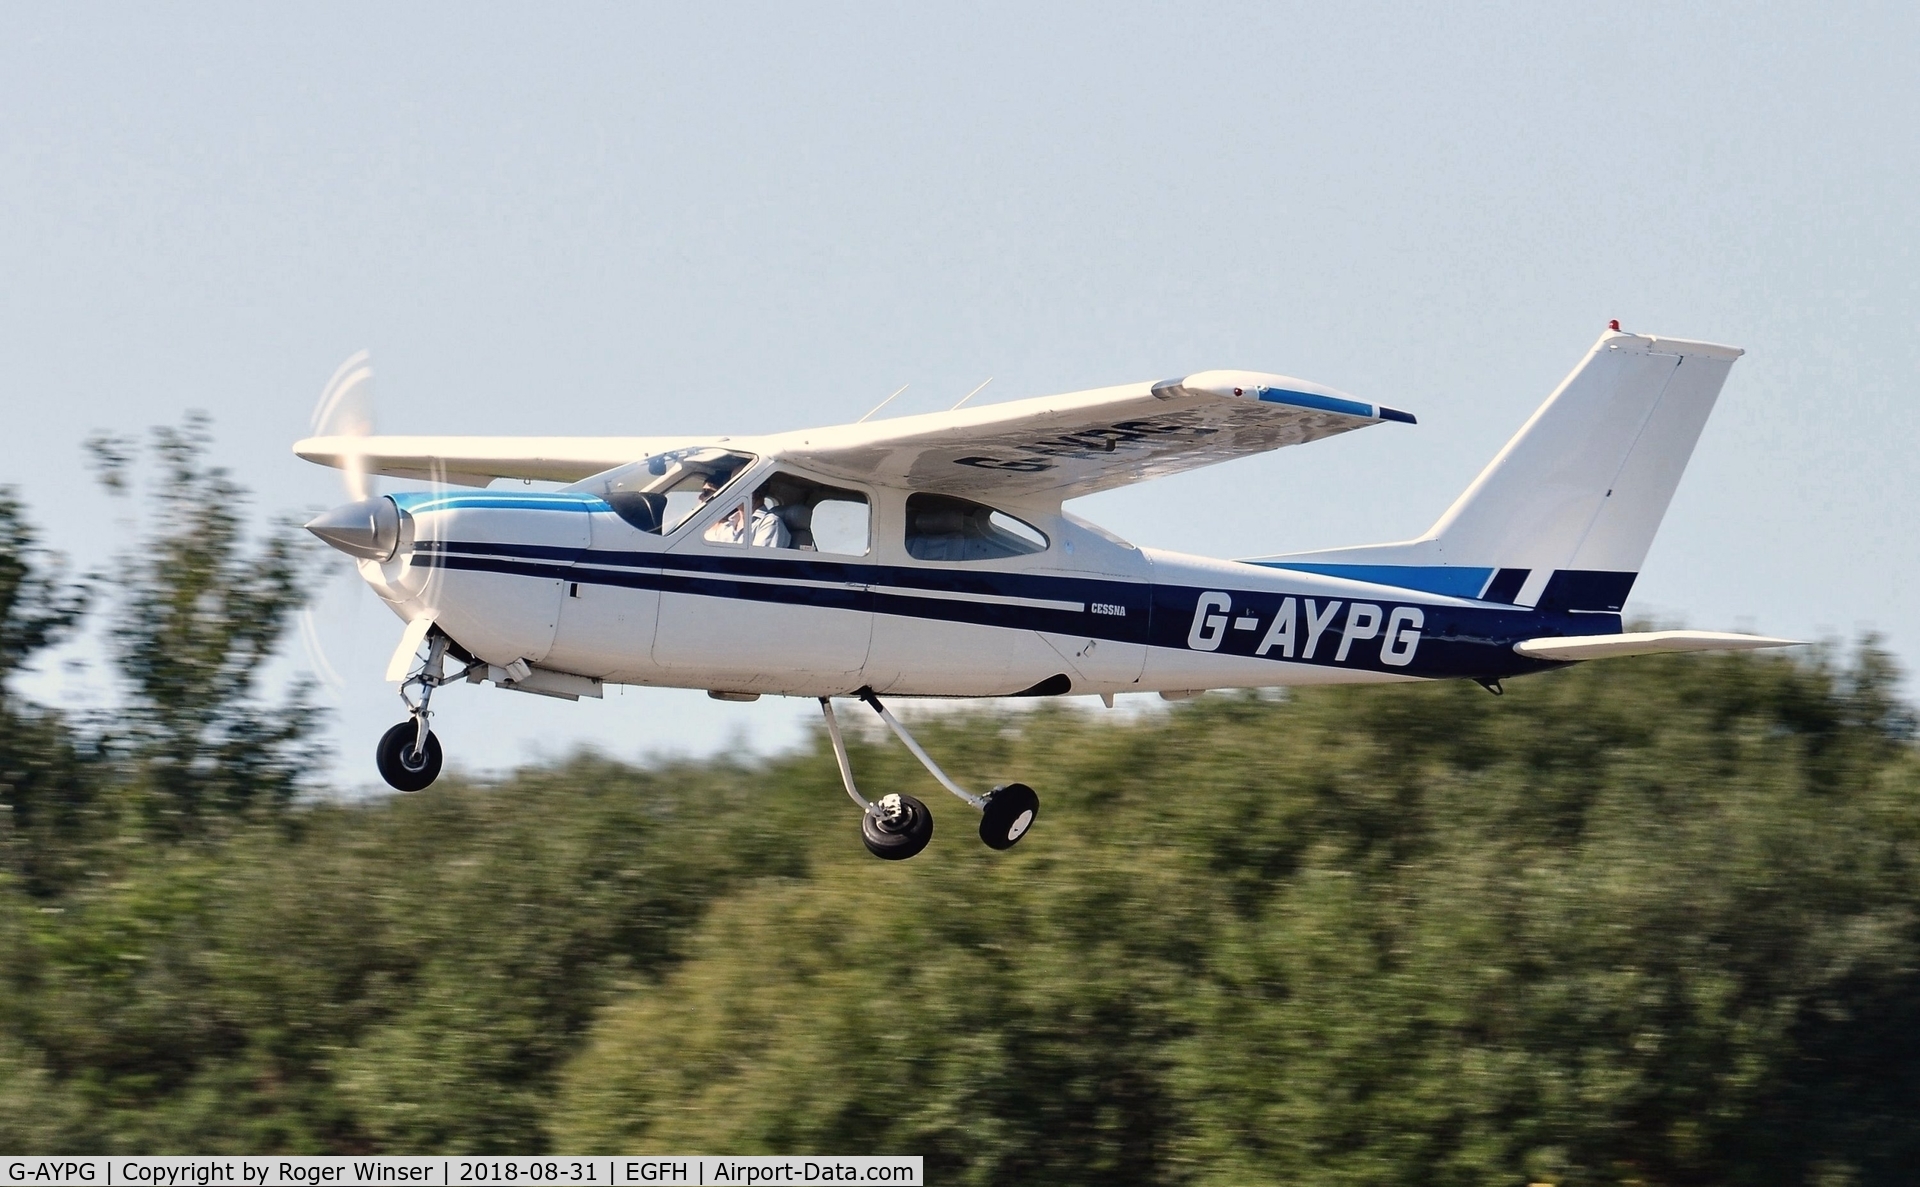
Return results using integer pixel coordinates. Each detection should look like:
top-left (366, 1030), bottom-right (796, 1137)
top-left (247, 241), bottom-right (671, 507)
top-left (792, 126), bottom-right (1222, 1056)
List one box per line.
top-left (297, 324), bottom-right (1795, 860)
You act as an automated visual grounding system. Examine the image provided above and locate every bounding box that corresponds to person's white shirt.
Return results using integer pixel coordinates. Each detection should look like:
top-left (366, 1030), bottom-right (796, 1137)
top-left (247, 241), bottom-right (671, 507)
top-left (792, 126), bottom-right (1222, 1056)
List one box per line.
top-left (750, 508), bottom-right (790, 548)
top-left (705, 503), bottom-right (790, 548)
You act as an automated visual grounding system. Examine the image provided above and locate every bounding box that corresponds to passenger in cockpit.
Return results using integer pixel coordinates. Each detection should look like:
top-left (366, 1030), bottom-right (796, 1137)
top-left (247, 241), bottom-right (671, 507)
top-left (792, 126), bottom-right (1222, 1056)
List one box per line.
top-left (751, 498), bottom-right (791, 547)
top-left (701, 478), bottom-right (789, 547)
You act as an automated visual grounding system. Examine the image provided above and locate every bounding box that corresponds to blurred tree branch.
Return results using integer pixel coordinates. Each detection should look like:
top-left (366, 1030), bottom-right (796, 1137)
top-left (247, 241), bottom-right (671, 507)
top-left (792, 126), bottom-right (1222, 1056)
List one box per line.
top-left (87, 412), bottom-right (323, 835)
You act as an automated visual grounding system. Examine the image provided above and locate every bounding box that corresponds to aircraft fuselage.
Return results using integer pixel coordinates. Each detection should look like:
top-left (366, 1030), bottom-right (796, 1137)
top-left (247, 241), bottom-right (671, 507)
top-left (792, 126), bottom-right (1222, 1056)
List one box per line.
top-left (356, 482), bottom-right (1613, 703)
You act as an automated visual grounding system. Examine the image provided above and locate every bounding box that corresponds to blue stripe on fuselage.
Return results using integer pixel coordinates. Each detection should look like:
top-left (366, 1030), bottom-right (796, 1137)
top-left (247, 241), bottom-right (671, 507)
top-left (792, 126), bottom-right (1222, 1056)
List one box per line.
top-left (1247, 561), bottom-right (1496, 600)
top-left (390, 491), bottom-right (609, 514)
top-left (415, 539), bottom-right (1618, 680)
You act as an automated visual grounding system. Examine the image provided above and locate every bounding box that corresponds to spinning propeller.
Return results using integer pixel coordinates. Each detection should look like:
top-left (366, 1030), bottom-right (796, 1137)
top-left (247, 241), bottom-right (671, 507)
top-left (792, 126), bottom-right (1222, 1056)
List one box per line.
top-left (299, 350), bottom-right (456, 788)
top-left (298, 351), bottom-right (381, 696)
top-left (303, 352), bottom-right (404, 563)
top-left (312, 351), bottom-right (376, 500)
top-left (299, 352), bottom-right (449, 687)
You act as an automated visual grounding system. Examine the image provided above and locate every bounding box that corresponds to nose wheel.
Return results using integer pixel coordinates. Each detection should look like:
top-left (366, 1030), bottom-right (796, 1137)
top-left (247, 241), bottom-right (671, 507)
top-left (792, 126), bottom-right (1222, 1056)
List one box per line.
top-left (376, 721), bottom-right (443, 792)
top-left (375, 625), bottom-right (473, 793)
top-left (819, 695), bottom-right (1039, 860)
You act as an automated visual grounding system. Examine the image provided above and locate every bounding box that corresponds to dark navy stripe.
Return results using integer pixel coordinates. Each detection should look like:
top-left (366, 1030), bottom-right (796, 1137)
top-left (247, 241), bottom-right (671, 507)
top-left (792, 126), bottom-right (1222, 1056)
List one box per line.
top-left (427, 543), bottom-right (1624, 681)
top-left (426, 550), bottom-right (1152, 645)
top-left (868, 588), bottom-right (1135, 640)
top-left (420, 539), bottom-right (589, 563)
top-left (1482, 567), bottom-right (1530, 604)
top-left (418, 539), bottom-right (1151, 608)
top-left (1536, 570), bottom-right (1636, 613)
top-left (657, 568), bottom-right (870, 614)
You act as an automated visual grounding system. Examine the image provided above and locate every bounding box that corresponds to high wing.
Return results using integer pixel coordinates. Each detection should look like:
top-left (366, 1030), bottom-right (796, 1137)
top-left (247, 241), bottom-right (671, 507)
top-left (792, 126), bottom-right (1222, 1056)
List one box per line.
top-left (761, 370), bottom-right (1413, 502)
top-left (292, 370), bottom-right (1408, 496)
top-left (292, 435), bottom-right (704, 487)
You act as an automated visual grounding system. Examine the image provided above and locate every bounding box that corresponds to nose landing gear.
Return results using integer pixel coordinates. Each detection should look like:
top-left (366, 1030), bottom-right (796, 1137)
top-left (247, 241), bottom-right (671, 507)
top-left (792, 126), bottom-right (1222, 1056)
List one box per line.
top-left (376, 626), bottom-right (472, 793)
top-left (819, 693), bottom-right (1040, 861)
top-left (376, 721), bottom-right (442, 792)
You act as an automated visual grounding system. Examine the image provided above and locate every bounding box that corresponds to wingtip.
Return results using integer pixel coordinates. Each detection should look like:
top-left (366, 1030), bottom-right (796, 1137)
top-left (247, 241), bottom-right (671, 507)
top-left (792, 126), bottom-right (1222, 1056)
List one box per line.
top-left (1377, 406), bottom-right (1417, 425)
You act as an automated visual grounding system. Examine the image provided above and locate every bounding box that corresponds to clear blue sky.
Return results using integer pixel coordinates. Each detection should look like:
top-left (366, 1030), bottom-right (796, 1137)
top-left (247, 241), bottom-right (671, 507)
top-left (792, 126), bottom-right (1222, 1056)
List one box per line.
top-left (4, 3), bottom-right (1914, 784)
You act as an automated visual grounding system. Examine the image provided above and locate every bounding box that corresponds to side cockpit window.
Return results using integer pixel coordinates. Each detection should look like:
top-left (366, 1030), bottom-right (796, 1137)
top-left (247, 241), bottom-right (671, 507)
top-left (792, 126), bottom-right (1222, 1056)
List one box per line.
top-left (904, 493), bottom-right (1048, 562)
top-left (583, 448), bottom-right (756, 535)
top-left (741, 472), bottom-right (871, 555)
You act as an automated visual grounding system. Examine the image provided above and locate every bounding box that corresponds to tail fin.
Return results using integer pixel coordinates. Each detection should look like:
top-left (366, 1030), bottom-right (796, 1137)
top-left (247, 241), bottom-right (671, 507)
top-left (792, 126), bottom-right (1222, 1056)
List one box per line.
top-left (1251, 328), bottom-right (1743, 611)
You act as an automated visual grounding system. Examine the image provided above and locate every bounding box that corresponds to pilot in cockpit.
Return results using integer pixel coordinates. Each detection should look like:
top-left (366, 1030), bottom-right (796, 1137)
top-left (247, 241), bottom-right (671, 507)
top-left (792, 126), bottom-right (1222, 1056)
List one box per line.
top-left (700, 475), bottom-right (790, 548)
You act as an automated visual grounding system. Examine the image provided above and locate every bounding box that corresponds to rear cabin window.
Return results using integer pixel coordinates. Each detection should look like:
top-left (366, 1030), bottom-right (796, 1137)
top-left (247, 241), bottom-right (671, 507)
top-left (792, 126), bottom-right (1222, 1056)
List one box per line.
top-left (904, 493), bottom-right (1048, 562)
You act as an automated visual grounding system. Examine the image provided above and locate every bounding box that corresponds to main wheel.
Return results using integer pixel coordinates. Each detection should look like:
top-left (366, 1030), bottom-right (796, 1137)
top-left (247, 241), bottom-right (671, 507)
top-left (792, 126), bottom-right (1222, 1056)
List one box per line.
top-left (979, 782), bottom-right (1038, 850)
top-left (861, 793), bottom-right (934, 860)
top-left (376, 721), bottom-right (443, 792)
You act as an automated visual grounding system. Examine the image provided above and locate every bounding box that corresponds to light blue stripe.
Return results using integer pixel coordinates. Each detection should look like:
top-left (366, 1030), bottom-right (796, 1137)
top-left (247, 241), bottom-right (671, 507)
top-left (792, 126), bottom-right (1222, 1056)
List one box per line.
top-left (1255, 387), bottom-right (1377, 419)
top-left (1250, 562), bottom-right (1495, 600)
top-left (389, 492), bottom-right (610, 514)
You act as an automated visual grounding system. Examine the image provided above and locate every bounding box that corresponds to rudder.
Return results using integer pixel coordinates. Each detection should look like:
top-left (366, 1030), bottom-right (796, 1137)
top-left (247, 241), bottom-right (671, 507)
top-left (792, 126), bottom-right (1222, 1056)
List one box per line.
top-left (1251, 328), bottom-right (1743, 611)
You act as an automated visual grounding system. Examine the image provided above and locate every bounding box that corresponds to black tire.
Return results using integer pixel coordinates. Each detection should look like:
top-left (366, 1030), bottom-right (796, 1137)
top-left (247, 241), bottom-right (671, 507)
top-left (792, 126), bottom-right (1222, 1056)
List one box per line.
top-left (861, 794), bottom-right (934, 860)
top-left (376, 721), bottom-right (443, 792)
top-left (979, 782), bottom-right (1039, 850)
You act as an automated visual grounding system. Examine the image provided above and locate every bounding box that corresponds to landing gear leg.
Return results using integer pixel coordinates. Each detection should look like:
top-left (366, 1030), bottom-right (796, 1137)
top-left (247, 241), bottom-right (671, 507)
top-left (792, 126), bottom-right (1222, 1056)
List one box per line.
top-left (854, 690), bottom-right (1040, 852)
top-left (820, 698), bottom-right (933, 860)
top-left (377, 629), bottom-right (459, 792)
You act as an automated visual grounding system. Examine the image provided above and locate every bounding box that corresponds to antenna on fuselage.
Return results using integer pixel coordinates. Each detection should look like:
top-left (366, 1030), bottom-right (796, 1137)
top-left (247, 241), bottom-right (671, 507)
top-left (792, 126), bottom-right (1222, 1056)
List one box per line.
top-left (856, 384), bottom-right (910, 423)
top-left (950, 377), bottom-right (993, 411)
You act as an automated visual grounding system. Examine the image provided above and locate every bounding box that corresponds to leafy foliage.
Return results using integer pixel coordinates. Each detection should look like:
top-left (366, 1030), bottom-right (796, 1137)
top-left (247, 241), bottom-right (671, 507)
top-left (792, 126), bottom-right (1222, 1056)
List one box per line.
top-left (87, 415), bottom-right (319, 833)
top-left (554, 661), bottom-right (1920, 1186)
top-left (0, 487), bottom-right (87, 691)
top-left (0, 487), bottom-right (96, 895)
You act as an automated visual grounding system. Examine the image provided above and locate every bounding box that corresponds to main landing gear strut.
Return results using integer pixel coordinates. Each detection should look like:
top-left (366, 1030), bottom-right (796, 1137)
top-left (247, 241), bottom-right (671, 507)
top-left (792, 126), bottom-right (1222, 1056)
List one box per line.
top-left (819, 691), bottom-right (1040, 861)
top-left (375, 628), bottom-right (474, 793)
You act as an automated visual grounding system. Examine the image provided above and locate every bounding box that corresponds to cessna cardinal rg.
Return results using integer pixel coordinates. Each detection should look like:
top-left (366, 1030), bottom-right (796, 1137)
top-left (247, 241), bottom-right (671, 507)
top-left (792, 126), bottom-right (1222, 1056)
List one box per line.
top-left (296, 325), bottom-right (1795, 860)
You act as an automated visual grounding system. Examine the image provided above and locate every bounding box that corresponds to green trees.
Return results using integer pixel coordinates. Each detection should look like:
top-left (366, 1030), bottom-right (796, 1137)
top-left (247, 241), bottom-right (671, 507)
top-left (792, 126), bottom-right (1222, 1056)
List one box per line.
top-left (88, 415), bottom-right (318, 832)
top-left (0, 486), bottom-right (94, 895)
top-left (551, 660), bottom-right (1920, 1185)
top-left (3, 425), bottom-right (1919, 1181)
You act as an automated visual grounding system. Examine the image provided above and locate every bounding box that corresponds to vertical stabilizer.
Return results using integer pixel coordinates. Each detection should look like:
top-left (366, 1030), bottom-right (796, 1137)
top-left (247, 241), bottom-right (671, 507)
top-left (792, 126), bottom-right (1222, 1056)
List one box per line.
top-left (1251, 329), bottom-right (1743, 611)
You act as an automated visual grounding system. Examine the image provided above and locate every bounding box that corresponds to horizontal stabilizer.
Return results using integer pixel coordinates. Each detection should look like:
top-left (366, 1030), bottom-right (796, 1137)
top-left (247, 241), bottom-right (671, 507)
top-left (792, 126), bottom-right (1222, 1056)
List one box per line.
top-left (1514, 630), bottom-right (1801, 662)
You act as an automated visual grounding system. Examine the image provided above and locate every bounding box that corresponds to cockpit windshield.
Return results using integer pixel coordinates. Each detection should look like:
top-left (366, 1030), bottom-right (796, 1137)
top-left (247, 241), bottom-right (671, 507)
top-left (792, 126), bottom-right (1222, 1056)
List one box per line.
top-left (576, 448), bottom-right (756, 534)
